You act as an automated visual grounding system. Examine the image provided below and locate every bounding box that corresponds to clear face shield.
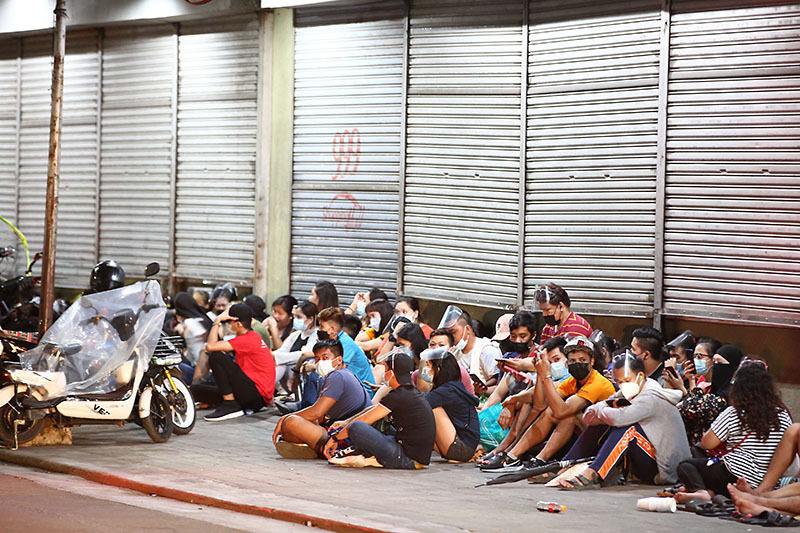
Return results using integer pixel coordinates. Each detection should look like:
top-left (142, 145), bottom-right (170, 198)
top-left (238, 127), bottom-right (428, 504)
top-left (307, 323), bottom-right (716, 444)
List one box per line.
top-left (615, 351), bottom-right (643, 400)
top-left (667, 330), bottom-right (695, 352)
top-left (588, 329), bottom-right (605, 345)
top-left (376, 345), bottom-right (413, 365)
top-left (438, 305), bottom-right (463, 329)
top-left (420, 347), bottom-right (450, 362)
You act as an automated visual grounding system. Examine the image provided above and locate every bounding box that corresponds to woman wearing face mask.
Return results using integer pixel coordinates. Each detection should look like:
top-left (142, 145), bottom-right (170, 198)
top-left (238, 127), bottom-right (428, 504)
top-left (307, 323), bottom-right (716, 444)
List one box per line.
top-left (272, 301), bottom-right (319, 391)
top-left (676, 338), bottom-right (730, 447)
top-left (394, 297), bottom-right (433, 338)
top-left (173, 292), bottom-right (213, 384)
top-left (420, 348), bottom-right (480, 463)
top-left (355, 299), bottom-right (394, 355)
top-left (557, 354), bottom-right (691, 490)
top-left (413, 329), bottom-right (475, 396)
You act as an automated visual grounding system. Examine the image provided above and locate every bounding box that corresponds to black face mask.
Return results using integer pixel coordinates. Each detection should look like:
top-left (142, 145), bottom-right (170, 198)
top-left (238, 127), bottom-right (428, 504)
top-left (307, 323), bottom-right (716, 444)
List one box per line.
top-left (568, 362), bottom-right (591, 381)
top-left (317, 330), bottom-right (330, 341)
top-left (502, 340), bottom-right (530, 355)
top-left (543, 314), bottom-right (559, 327)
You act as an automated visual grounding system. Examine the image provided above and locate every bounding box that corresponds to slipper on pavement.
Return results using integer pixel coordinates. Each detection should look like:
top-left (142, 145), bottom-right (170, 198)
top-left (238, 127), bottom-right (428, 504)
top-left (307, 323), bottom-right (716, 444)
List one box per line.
top-left (275, 440), bottom-right (320, 459)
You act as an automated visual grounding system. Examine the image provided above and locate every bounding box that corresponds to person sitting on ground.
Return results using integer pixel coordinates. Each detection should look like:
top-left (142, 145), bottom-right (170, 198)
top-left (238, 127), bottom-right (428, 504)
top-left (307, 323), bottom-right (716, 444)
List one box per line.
top-left (395, 297), bottom-right (433, 339)
top-left (172, 292), bottom-right (213, 383)
top-left (555, 354), bottom-right (691, 489)
top-left (323, 351), bottom-right (436, 469)
top-left (440, 306), bottom-right (501, 396)
top-left (262, 295), bottom-right (297, 350)
top-left (210, 283), bottom-right (237, 318)
top-left (667, 330), bottom-right (695, 371)
top-left (728, 423), bottom-right (800, 517)
top-left (194, 304), bottom-right (275, 422)
top-left (533, 283), bottom-right (593, 343)
top-left (675, 360), bottom-right (791, 502)
top-left (414, 329), bottom-right (475, 395)
top-left (476, 336), bottom-right (569, 466)
top-left (309, 280), bottom-right (339, 312)
top-left (273, 301), bottom-right (319, 394)
top-left (482, 336), bottom-right (615, 473)
top-left (192, 288), bottom-right (212, 315)
top-left (243, 295), bottom-right (271, 345)
top-left (370, 323), bottom-right (428, 404)
top-left (355, 298), bottom-right (395, 355)
top-left (345, 287), bottom-right (388, 317)
top-left (342, 313), bottom-right (362, 340)
top-left (272, 339), bottom-right (371, 458)
top-left (421, 348), bottom-right (480, 462)
top-left (628, 327), bottom-right (668, 386)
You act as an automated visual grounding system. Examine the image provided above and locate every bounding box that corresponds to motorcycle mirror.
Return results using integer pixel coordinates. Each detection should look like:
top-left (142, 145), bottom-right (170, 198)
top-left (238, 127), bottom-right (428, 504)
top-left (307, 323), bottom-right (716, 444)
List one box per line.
top-left (144, 262), bottom-right (160, 278)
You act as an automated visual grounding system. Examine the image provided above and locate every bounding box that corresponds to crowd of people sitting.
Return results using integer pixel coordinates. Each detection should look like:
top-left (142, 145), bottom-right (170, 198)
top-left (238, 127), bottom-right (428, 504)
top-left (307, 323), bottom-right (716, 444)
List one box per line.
top-left (162, 280), bottom-right (800, 521)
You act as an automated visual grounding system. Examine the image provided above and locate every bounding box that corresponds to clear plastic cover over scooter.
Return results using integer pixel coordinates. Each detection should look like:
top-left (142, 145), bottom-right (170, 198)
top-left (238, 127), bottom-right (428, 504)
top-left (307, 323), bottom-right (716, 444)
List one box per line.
top-left (16, 280), bottom-right (166, 398)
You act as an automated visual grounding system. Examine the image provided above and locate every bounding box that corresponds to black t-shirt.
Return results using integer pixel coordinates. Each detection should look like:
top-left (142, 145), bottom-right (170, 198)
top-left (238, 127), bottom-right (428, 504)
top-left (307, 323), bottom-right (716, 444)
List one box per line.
top-left (424, 381), bottom-right (480, 449)
top-left (380, 385), bottom-right (436, 465)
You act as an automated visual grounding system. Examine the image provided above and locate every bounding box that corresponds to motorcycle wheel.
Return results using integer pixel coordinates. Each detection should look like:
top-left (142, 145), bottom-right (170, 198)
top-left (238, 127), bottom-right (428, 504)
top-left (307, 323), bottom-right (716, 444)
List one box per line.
top-left (167, 376), bottom-right (196, 436)
top-left (0, 396), bottom-right (45, 446)
top-left (141, 391), bottom-right (173, 443)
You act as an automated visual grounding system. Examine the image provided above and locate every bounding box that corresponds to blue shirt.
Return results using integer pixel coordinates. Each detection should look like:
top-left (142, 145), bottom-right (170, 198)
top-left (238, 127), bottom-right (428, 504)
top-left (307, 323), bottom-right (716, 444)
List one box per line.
top-left (320, 368), bottom-right (370, 421)
top-left (338, 330), bottom-right (375, 397)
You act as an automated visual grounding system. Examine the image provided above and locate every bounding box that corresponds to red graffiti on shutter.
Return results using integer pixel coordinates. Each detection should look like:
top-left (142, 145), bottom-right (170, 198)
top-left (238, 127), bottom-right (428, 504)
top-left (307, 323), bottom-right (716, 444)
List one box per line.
top-left (332, 128), bottom-right (360, 180)
top-left (322, 193), bottom-right (365, 230)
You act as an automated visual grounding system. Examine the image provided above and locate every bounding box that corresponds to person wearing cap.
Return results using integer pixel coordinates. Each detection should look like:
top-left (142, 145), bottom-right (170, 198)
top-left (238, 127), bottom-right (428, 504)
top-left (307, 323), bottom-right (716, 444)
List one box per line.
top-left (242, 294), bottom-right (271, 345)
top-left (323, 351), bottom-right (436, 469)
top-left (483, 336), bottom-right (615, 473)
top-left (420, 348), bottom-right (480, 462)
top-left (533, 283), bottom-right (593, 343)
top-left (272, 339), bottom-right (371, 459)
top-left (555, 353), bottom-right (691, 489)
top-left (199, 303), bottom-right (276, 422)
top-left (440, 306), bottom-right (501, 396)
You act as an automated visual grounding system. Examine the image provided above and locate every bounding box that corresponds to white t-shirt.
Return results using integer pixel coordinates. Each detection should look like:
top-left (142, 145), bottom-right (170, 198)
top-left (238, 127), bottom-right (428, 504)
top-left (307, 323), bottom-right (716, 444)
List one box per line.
top-left (273, 328), bottom-right (319, 366)
top-left (181, 317), bottom-right (208, 365)
top-left (459, 337), bottom-right (501, 385)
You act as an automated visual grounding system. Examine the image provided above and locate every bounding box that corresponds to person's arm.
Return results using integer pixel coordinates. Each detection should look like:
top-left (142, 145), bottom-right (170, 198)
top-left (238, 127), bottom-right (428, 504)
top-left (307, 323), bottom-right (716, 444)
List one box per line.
top-left (482, 374), bottom-right (512, 410)
top-left (532, 373), bottom-right (548, 411)
top-left (501, 357), bottom-right (536, 373)
top-left (701, 408), bottom-right (732, 450)
top-left (584, 395), bottom-right (654, 427)
top-left (296, 396), bottom-right (336, 424)
top-left (205, 314), bottom-right (234, 352)
top-left (701, 428), bottom-right (722, 450)
top-left (332, 403), bottom-right (390, 441)
top-left (263, 316), bottom-right (285, 349)
top-left (356, 336), bottom-right (383, 353)
top-left (532, 354), bottom-right (578, 418)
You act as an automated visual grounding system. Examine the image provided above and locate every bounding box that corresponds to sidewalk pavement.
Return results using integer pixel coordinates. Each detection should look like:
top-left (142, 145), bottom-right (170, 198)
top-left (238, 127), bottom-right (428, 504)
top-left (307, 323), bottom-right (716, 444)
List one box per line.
top-left (0, 408), bottom-right (754, 533)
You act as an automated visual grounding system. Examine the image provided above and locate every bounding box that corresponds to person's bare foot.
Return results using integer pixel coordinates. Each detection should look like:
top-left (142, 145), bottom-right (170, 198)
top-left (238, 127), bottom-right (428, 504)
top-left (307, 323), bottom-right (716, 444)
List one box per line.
top-left (729, 482), bottom-right (756, 504)
top-left (735, 497), bottom-right (775, 516)
top-left (675, 490), bottom-right (712, 503)
top-left (735, 476), bottom-right (757, 495)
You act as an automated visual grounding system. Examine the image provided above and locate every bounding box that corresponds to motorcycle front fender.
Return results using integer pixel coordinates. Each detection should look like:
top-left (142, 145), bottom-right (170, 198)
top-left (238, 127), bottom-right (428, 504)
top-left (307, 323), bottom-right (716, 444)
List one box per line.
top-left (0, 384), bottom-right (26, 408)
top-left (138, 386), bottom-right (152, 419)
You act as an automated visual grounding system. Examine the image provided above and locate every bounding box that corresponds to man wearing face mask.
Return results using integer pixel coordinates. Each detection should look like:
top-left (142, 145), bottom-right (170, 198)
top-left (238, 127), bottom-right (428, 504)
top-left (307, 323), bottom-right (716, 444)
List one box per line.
top-left (317, 307), bottom-right (375, 395)
top-left (483, 336), bottom-right (615, 473)
top-left (556, 354), bottom-right (691, 489)
top-left (630, 327), bottom-right (667, 386)
top-left (440, 306), bottom-right (501, 396)
top-left (273, 339), bottom-right (371, 458)
top-left (534, 283), bottom-right (593, 343)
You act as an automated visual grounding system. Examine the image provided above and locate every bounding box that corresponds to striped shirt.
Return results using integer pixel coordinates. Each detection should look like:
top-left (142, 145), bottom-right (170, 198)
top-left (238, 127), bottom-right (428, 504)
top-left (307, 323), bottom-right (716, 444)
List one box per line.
top-left (541, 311), bottom-right (593, 343)
top-left (710, 405), bottom-right (792, 488)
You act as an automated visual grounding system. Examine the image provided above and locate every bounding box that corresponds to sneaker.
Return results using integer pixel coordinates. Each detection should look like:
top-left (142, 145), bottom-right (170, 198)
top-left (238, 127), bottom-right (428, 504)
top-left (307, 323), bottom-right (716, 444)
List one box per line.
top-left (478, 451), bottom-right (507, 471)
top-left (203, 400), bottom-right (244, 422)
top-left (328, 455), bottom-right (383, 468)
top-left (482, 456), bottom-right (548, 474)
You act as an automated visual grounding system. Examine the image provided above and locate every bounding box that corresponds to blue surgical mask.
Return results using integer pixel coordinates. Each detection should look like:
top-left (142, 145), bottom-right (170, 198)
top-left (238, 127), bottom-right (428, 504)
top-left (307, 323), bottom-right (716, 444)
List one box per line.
top-left (694, 358), bottom-right (709, 376)
top-left (293, 317), bottom-right (307, 332)
top-left (550, 360), bottom-right (568, 381)
top-left (356, 301), bottom-right (367, 317)
top-left (421, 366), bottom-right (433, 383)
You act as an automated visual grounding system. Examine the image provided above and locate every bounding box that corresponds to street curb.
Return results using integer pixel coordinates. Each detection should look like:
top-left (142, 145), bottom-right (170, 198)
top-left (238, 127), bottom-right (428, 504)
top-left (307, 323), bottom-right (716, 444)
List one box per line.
top-left (0, 450), bottom-right (389, 533)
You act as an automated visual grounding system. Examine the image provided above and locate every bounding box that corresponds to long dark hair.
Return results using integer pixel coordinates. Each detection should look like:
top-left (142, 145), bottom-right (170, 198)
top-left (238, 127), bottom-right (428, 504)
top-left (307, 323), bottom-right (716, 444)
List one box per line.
top-left (313, 281), bottom-right (339, 311)
top-left (729, 362), bottom-right (783, 441)
top-left (397, 323), bottom-right (427, 361)
top-left (432, 354), bottom-right (462, 389)
top-left (365, 298), bottom-right (394, 333)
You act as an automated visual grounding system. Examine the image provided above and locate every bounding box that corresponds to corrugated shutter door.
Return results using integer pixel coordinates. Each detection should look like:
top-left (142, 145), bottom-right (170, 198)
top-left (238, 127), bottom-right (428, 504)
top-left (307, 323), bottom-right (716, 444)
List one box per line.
top-left (663, 1), bottom-right (800, 327)
top-left (100, 25), bottom-right (174, 275)
top-left (292, 1), bottom-right (405, 301)
top-left (404, 0), bottom-right (523, 307)
top-left (524, 0), bottom-right (662, 317)
top-left (176, 16), bottom-right (258, 284)
top-left (0, 40), bottom-right (19, 277)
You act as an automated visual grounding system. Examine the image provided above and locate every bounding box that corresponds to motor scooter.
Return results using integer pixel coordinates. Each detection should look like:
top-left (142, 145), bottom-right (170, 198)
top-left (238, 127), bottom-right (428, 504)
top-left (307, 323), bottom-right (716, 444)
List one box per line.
top-left (0, 264), bottom-right (172, 448)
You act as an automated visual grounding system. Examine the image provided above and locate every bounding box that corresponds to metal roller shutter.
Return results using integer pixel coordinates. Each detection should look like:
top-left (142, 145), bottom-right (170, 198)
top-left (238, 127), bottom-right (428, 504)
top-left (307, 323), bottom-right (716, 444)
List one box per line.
top-left (100, 25), bottom-right (174, 277)
top-left (663, 1), bottom-right (800, 327)
top-left (291, 1), bottom-right (405, 301)
top-left (175, 15), bottom-right (259, 284)
top-left (0, 39), bottom-right (19, 276)
top-left (524, 0), bottom-right (662, 317)
top-left (404, 0), bottom-right (523, 307)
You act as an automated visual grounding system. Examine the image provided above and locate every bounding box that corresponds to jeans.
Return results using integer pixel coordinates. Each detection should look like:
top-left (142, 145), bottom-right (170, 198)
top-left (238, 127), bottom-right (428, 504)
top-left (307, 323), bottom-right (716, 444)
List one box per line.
top-left (678, 458), bottom-right (737, 496)
top-left (300, 372), bottom-right (325, 408)
top-left (347, 421), bottom-right (418, 470)
top-left (564, 423), bottom-right (659, 483)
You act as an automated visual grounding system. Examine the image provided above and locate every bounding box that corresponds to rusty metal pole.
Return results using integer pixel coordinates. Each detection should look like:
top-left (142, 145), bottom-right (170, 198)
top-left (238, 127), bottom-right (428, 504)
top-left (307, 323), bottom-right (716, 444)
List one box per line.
top-left (39, 0), bottom-right (67, 337)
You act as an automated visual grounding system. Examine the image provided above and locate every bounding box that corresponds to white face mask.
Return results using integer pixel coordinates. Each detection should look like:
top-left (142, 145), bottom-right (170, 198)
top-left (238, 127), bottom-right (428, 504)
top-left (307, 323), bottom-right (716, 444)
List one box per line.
top-left (369, 316), bottom-right (381, 332)
top-left (293, 317), bottom-right (307, 332)
top-left (619, 376), bottom-right (643, 400)
top-left (317, 359), bottom-right (336, 379)
top-left (550, 360), bottom-right (568, 381)
top-left (454, 330), bottom-right (468, 353)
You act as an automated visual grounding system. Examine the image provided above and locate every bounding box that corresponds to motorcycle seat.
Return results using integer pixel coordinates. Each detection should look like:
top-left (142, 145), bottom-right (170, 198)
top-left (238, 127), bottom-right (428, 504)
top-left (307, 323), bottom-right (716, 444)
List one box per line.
top-left (77, 382), bottom-right (135, 401)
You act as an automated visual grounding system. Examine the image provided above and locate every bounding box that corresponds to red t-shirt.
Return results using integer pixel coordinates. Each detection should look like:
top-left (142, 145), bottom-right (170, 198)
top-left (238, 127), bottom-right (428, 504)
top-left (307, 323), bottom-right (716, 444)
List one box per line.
top-left (228, 330), bottom-right (276, 402)
top-left (540, 311), bottom-right (593, 343)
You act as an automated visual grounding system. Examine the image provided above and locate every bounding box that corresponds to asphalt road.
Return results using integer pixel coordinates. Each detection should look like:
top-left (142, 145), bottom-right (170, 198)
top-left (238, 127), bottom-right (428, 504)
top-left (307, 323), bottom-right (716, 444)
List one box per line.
top-left (0, 464), bottom-right (314, 532)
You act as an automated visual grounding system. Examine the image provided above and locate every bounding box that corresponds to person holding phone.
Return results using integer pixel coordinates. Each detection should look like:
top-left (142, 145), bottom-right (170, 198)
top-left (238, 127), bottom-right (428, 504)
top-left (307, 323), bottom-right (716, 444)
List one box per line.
top-left (557, 353), bottom-right (691, 489)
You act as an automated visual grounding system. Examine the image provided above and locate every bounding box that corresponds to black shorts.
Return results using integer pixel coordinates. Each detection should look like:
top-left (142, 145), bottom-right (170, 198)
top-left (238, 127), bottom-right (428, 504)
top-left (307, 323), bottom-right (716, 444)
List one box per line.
top-left (444, 435), bottom-right (476, 462)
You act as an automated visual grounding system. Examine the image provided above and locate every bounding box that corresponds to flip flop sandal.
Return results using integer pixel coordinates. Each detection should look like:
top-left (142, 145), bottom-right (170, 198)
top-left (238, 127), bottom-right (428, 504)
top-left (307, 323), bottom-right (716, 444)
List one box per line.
top-left (657, 485), bottom-right (685, 498)
top-left (694, 502), bottom-right (735, 518)
top-left (558, 472), bottom-right (601, 491)
top-left (528, 471), bottom-right (557, 484)
top-left (682, 498), bottom-right (711, 513)
top-left (727, 510), bottom-right (800, 526)
top-left (275, 439), bottom-right (320, 459)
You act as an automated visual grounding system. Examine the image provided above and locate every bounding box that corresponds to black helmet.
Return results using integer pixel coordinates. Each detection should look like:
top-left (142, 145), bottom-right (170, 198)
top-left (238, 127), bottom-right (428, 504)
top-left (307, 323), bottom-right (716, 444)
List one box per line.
top-left (211, 282), bottom-right (238, 303)
top-left (89, 260), bottom-right (125, 293)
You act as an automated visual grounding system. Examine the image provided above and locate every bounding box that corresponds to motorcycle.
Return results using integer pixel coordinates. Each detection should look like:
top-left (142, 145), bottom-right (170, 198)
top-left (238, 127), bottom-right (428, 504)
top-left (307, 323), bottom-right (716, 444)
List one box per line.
top-left (0, 264), bottom-right (173, 448)
top-left (150, 333), bottom-right (196, 435)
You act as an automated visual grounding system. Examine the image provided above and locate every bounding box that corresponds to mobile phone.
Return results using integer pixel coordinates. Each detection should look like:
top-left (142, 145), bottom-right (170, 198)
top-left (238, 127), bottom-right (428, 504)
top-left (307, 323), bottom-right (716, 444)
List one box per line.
top-left (469, 373), bottom-right (483, 385)
top-left (606, 398), bottom-right (631, 407)
top-left (665, 366), bottom-right (680, 379)
top-left (362, 380), bottom-right (381, 390)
